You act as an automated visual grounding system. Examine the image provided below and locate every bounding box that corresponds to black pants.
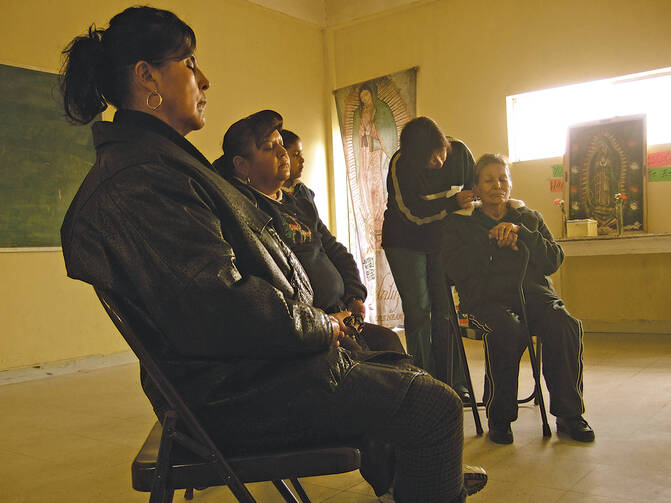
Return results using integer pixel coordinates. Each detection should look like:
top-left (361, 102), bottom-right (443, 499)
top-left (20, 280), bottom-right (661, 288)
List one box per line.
top-left (471, 295), bottom-right (585, 424)
top-left (361, 322), bottom-right (406, 353)
top-left (370, 374), bottom-right (466, 503)
top-left (205, 365), bottom-right (466, 503)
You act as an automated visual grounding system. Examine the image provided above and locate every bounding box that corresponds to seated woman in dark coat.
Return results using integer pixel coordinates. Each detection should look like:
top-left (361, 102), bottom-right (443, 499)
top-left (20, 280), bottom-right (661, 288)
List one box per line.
top-left (443, 153), bottom-right (595, 445)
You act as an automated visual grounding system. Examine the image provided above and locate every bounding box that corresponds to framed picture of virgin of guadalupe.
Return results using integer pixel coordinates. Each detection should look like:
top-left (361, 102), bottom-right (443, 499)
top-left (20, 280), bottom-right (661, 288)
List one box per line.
top-left (564, 114), bottom-right (647, 235)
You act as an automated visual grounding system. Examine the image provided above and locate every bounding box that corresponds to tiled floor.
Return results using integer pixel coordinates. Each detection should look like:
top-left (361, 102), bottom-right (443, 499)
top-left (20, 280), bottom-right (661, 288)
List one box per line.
top-left (1, 333), bottom-right (670, 502)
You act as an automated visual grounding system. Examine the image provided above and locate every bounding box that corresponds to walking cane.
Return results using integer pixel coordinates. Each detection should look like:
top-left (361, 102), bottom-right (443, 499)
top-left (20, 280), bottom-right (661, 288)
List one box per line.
top-left (517, 241), bottom-right (552, 438)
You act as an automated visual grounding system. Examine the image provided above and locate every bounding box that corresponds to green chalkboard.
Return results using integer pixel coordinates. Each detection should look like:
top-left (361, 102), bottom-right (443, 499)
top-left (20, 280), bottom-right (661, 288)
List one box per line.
top-left (0, 63), bottom-right (97, 248)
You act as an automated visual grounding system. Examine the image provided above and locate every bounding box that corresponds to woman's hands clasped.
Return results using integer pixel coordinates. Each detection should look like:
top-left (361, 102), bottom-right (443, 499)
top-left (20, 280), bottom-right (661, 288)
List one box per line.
top-left (489, 222), bottom-right (519, 250)
top-left (329, 309), bottom-right (364, 351)
top-left (329, 312), bottom-right (348, 346)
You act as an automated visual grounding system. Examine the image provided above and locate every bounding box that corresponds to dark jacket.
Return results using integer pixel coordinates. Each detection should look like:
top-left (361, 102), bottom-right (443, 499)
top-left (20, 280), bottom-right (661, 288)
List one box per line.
top-left (61, 112), bottom-right (417, 442)
top-left (442, 200), bottom-right (564, 313)
top-left (287, 184), bottom-right (367, 311)
top-left (230, 180), bottom-right (366, 314)
top-left (283, 180), bottom-right (314, 200)
top-left (381, 138), bottom-right (474, 252)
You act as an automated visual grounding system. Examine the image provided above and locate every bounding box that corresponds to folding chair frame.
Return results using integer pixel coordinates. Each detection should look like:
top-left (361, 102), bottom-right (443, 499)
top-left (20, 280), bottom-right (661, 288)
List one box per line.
top-left (96, 289), bottom-right (360, 503)
top-left (446, 241), bottom-right (552, 438)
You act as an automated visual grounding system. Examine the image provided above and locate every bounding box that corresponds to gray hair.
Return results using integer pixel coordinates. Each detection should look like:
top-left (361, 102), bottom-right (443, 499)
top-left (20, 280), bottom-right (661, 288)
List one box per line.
top-left (473, 153), bottom-right (511, 184)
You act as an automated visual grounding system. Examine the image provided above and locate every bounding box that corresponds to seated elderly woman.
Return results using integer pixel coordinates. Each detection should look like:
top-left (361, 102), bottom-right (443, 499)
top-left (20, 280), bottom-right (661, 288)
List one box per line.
top-left (443, 153), bottom-right (595, 445)
top-left (214, 118), bottom-right (404, 354)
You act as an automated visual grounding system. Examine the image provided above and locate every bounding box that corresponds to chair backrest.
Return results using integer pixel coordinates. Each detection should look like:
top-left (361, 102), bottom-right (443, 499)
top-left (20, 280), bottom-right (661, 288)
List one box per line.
top-left (96, 289), bottom-right (201, 435)
top-left (95, 288), bottom-right (260, 501)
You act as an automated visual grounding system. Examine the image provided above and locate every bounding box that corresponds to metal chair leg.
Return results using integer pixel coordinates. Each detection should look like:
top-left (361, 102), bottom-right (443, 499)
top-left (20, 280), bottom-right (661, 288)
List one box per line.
top-left (454, 325), bottom-right (483, 435)
top-left (290, 479), bottom-right (312, 503)
top-left (518, 338), bottom-right (542, 405)
top-left (150, 412), bottom-right (177, 503)
top-left (525, 331), bottom-right (551, 437)
top-left (272, 480), bottom-right (301, 503)
top-left (446, 289), bottom-right (483, 435)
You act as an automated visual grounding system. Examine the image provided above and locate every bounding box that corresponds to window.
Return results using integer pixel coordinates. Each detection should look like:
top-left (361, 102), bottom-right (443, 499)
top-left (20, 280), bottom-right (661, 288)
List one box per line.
top-left (506, 67), bottom-right (671, 162)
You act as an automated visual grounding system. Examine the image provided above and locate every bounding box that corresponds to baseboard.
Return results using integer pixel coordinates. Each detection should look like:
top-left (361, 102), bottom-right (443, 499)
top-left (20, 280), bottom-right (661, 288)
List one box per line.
top-left (582, 319), bottom-right (671, 335)
top-left (0, 351), bottom-right (137, 386)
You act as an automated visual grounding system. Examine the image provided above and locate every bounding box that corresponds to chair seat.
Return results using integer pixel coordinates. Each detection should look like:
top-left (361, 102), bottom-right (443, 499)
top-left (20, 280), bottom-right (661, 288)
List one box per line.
top-left (132, 422), bottom-right (361, 492)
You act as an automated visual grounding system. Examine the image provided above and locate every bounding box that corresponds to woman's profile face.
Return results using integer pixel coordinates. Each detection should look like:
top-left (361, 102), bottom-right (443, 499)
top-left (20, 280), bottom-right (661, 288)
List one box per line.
top-left (153, 55), bottom-right (210, 135)
top-left (247, 129), bottom-right (290, 193)
top-left (359, 89), bottom-right (373, 106)
top-left (474, 163), bottom-right (512, 206)
top-left (286, 140), bottom-right (304, 182)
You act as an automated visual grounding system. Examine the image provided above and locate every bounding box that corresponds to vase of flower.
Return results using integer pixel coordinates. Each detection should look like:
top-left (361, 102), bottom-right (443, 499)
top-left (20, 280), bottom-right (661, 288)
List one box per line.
top-left (614, 193), bottom-right (627, 236)
top-left (554, 198), bottom-right (567, 238)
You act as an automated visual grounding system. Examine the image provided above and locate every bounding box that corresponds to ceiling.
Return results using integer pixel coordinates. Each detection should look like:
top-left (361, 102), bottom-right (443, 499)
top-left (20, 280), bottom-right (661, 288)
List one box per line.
top-left (246, 0), bottom-right (422, 26)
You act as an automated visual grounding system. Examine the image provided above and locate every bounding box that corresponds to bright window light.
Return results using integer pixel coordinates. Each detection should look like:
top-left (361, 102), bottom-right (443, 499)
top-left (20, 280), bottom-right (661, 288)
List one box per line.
top-left (507, 67), bottom-right (671, 162)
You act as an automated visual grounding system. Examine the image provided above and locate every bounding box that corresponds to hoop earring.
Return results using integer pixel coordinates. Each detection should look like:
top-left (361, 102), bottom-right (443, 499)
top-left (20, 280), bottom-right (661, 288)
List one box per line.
top-left (146, 91), bottom-right (163, 111)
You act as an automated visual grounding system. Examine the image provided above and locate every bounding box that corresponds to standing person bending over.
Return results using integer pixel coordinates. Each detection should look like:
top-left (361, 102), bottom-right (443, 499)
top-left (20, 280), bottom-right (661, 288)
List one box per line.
top-left (442, 153), bottom-right (595, 445)
top-left (382, 117), bottom-right (474, 398)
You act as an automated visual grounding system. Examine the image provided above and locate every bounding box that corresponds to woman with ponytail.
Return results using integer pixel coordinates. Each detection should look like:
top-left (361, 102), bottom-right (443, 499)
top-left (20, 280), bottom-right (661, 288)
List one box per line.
top-left (60, 7), bottom-right (486, 502)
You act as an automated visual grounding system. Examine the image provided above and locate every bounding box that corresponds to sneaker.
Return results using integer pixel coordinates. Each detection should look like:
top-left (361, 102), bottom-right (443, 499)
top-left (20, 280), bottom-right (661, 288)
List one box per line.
top-left (557, 416), bottom-right (595, 442)
top-left (464, 465), bottom-right (488, 495)
top-left (488, 421), bottom-right (513, 444)
top-left (378, 468), bottom-right (488, 501)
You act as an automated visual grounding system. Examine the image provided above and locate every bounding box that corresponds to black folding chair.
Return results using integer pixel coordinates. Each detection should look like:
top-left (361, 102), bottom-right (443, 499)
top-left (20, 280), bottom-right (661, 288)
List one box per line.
top-left (446, 241), bottom-right (552, 438)
top-left (96, 289), bottom-right (361, 503)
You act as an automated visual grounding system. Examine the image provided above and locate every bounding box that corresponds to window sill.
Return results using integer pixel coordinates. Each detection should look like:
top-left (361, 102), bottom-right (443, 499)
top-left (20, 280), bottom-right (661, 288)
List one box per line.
top-left (557, 233), bottom-right (671, 256)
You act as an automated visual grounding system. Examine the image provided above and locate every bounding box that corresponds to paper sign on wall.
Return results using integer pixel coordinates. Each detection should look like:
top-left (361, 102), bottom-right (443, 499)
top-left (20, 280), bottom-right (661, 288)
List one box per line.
top-left (648, 150), bottom-right (671, 168)
top-left (550, 164), bottom-right (563, 191)
top-left (648, 151), bottom-right (671, 182)
top-left (649, 167), bottom-right (671, 182)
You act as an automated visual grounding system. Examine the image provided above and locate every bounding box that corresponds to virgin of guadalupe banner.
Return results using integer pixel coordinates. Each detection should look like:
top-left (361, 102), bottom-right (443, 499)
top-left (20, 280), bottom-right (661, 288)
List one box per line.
top-left (334, 68), bottom-right (417, 327)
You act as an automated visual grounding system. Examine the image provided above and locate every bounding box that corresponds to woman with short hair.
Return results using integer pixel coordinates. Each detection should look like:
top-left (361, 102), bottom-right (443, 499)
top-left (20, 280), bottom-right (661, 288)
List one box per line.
top-left (443, 153), bottom-right (594, 445)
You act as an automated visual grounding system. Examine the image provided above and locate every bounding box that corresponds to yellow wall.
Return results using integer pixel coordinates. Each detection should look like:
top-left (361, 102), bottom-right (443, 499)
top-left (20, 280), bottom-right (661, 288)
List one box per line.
top-left (0, 0), bottom-right (329, 369)
top-left (3, 0), bottom-right (671, 370)
top-left (325, 0), bottom-right (671, 332)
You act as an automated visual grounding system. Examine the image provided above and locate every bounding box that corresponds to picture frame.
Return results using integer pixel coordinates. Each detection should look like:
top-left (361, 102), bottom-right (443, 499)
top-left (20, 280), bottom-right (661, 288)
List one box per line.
top-left (564, 114), bottom-right (647, 235)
